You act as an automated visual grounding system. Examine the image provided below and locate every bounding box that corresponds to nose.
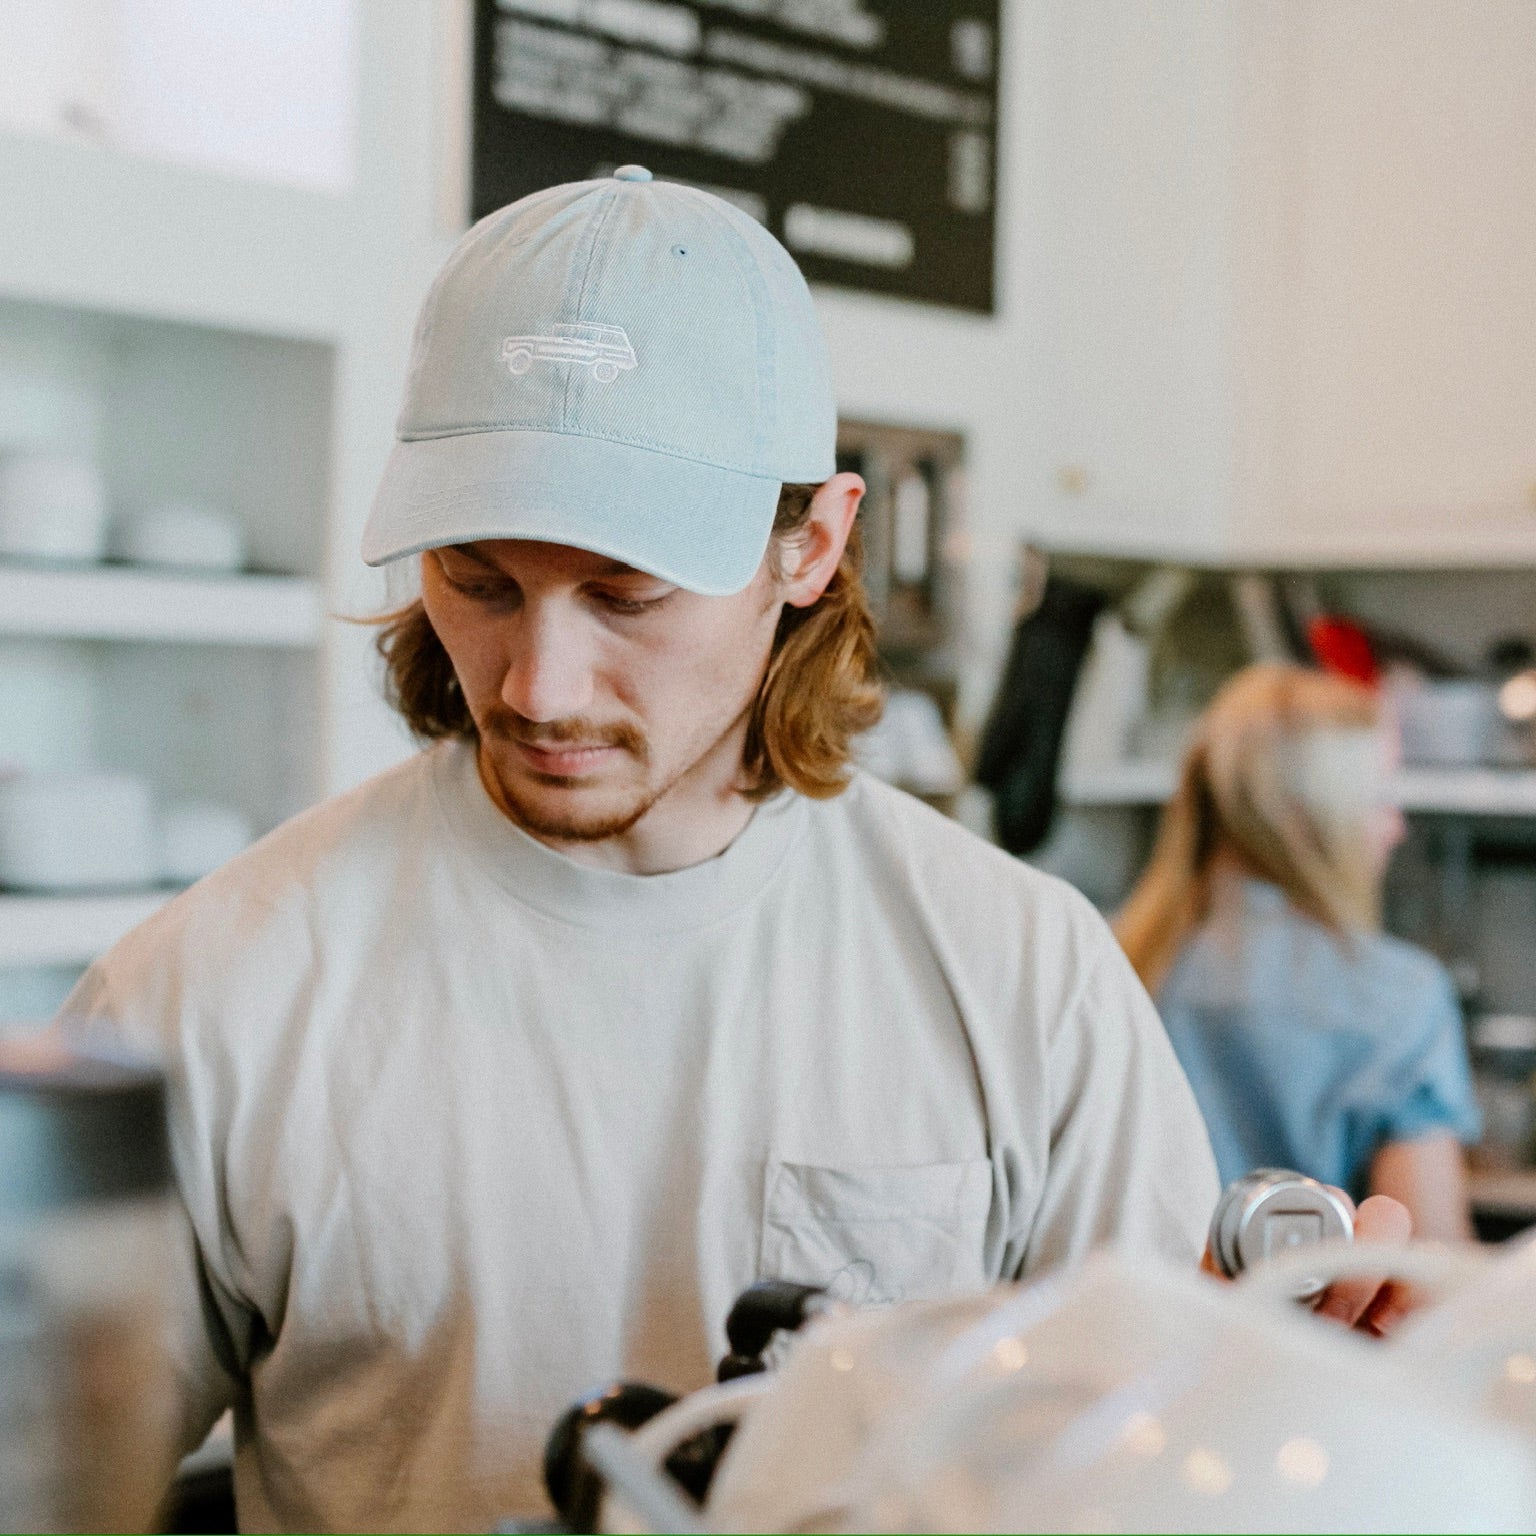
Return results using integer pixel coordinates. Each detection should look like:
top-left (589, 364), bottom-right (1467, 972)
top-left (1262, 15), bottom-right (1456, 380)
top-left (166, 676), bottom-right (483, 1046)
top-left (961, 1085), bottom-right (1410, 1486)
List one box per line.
top-left (499, 603), bottom-right (596, 723)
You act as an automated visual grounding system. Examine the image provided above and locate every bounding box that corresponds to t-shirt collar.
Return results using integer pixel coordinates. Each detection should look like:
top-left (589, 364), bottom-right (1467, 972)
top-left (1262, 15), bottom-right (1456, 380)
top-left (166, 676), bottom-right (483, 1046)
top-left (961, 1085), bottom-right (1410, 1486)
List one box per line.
top-left (430, 739), bottom-right (806, 934)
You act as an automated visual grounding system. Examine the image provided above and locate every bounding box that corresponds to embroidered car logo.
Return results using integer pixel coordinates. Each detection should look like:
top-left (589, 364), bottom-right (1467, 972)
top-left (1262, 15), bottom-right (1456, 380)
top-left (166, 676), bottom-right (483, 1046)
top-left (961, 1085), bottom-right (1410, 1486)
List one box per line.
top-left (501, 322), bottom-right (638, 384)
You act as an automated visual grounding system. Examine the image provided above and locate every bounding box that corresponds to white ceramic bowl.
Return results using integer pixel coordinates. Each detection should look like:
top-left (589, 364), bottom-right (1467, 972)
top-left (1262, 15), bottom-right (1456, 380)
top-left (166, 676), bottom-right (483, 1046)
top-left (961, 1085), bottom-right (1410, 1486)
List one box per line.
top-left (0, 773), bottom-right (157, 891)
top-left (159, 801), bottom-right (253, 885)
top-left (0, 452), bottom-right (110, 562)
top-left (1393, 678), bottom-right (1503, 767)
top-left (113, 502), bottom-right (247, 572)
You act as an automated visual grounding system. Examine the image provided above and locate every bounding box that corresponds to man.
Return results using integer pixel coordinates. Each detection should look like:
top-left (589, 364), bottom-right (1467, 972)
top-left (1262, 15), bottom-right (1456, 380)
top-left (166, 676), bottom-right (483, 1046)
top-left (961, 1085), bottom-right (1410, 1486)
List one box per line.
top-left (62, 168), bottom-right (1381, 1531)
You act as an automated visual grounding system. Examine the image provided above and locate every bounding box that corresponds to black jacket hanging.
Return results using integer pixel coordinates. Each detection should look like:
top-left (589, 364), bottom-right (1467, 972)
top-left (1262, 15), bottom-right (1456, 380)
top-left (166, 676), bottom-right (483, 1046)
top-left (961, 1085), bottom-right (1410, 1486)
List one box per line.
top-left (975, 576), bottom-right (1107, 855)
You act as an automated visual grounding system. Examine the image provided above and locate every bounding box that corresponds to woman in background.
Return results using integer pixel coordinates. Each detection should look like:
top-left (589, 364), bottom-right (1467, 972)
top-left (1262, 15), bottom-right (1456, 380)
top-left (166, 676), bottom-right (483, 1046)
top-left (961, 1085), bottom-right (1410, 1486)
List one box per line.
top-left (1116, 664), bottom-right (1478, 1241)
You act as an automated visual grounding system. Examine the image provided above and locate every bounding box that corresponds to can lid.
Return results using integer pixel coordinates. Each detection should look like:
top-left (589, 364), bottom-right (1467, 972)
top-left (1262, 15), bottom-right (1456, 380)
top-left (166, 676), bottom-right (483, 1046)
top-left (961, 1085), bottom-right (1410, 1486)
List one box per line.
top-left (0, 1037), bottom-right (170, 1213)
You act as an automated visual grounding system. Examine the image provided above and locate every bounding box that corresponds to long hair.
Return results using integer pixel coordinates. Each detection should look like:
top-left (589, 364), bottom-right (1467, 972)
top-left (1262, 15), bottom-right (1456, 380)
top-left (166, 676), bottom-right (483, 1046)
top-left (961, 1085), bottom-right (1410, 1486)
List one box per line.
top-left (1115, 664), bottom-right (1385, 994)
top-left (373, 482), bottom-right (884, 800)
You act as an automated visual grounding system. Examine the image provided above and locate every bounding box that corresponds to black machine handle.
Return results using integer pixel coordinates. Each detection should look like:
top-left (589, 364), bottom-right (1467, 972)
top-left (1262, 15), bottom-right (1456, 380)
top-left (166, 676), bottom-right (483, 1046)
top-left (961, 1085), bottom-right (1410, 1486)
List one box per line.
top-left (542, 1281), bottom-right (834, 1530)
top-left (717, 1279), bottom-right (831, 1381)
top-left (542, 1381), bottom-right (732, 1533)
top-left (543, 1382), bottom-right (677, 1531)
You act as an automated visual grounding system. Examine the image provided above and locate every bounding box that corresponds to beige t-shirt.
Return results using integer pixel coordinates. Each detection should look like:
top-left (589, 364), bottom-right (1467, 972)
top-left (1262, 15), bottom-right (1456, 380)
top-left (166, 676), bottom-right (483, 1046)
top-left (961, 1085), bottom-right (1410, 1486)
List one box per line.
top-left (62, 741), bottom-right (1216, 1532)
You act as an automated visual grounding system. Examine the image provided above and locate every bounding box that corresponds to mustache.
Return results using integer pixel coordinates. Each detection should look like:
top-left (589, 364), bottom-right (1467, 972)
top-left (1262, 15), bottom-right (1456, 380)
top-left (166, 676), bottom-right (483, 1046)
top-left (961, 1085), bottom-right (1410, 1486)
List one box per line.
top-left (480, 704), bottom-right (647, 759)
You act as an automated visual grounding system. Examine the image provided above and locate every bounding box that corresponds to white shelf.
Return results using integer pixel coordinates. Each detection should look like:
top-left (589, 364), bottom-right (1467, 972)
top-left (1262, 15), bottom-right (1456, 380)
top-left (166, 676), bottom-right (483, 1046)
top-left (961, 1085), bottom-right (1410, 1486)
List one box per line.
top-left (0, 562), bottom-right (324, 647)
top-left (1394, 768), bottom-right (1536, 817)
top-left (1062, 761), bottom-right (1536, 817)
top-left (0, 131), bottom-right (351, 342)
top-left (0, 891), bottom-right (172, 967)
top-left (1061, 760), bottom-right (1179, 806)
top-left (1035, 530), bottom-right (1536, 572)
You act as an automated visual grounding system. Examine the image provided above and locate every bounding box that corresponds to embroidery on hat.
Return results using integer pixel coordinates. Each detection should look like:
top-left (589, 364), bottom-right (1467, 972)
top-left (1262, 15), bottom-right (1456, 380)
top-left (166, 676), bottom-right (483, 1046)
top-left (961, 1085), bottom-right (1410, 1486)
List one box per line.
top-left (501, 322), bottom-right (638, 384)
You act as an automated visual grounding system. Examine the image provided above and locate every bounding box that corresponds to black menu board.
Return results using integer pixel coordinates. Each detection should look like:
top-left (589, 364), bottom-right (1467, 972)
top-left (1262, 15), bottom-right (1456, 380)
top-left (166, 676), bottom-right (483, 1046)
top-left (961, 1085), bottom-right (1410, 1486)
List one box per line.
top-left (470, 0), bottom-right (1001, 313)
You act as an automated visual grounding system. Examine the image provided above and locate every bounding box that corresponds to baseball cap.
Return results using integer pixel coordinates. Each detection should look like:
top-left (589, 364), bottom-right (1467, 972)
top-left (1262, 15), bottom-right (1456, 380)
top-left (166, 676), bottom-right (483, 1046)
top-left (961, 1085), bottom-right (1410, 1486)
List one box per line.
top-left (361, 166), bottom-right (837, 595)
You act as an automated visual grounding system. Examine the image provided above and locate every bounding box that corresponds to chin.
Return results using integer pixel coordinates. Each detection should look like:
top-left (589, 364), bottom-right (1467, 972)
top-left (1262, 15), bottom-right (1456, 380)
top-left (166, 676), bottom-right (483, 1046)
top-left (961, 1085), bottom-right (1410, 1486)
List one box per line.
top-left (500, 779), bottom-right (657, 844)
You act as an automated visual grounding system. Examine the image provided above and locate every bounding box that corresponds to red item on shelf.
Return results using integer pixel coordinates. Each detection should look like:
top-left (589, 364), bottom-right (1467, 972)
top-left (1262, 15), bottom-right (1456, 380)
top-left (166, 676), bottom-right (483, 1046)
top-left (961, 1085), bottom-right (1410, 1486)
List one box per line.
top-left (1308, 616), bottom-right (1380, 685)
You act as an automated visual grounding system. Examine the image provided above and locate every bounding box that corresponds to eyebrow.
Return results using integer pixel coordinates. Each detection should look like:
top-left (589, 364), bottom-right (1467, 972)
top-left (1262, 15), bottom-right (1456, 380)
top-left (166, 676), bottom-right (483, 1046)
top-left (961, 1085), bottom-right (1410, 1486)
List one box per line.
top-left (445, 543), bottom-right (644, 579)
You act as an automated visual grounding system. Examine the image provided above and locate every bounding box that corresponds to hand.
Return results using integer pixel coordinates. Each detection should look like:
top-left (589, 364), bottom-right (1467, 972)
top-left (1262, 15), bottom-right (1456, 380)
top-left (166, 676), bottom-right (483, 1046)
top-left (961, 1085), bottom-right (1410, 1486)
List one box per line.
top-left (1200, 1188), bottom-right (1417, 1335)
top-left (1310, 1191), bottom-right (1415, 1335)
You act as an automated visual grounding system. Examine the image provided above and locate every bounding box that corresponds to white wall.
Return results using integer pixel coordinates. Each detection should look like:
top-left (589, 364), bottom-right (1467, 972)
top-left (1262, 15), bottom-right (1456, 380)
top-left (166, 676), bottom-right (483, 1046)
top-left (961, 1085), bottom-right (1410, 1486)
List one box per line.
top-left (317, 5), bottom-right (465, 793)
top-left (0, 0), bottom-right (355, 191)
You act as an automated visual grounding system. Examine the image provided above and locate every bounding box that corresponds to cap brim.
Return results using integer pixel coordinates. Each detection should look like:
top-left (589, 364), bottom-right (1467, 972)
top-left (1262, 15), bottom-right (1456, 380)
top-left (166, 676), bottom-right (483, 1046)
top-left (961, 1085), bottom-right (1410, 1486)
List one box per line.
top-left (361, 429), bottom-right (781, 596)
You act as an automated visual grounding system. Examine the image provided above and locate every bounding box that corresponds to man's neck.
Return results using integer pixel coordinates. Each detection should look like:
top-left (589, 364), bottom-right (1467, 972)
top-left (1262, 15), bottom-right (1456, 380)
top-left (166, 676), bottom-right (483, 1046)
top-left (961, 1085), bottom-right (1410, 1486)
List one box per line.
top-left (542, 777), bottom-right (756, 875)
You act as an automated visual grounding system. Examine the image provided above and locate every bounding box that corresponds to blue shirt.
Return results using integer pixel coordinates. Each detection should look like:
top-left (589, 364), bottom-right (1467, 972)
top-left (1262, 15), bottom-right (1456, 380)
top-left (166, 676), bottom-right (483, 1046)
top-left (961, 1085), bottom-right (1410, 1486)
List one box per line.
top-left (1157, 877), bottom-right (1481, 1203)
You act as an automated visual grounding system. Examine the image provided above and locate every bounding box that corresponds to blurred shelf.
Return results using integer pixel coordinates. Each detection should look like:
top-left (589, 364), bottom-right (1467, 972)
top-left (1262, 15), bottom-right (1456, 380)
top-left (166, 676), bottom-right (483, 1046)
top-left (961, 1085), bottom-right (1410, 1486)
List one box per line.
top-left (0, 562), bottom-right (324, 647)
top-left (0, 131), bottom-right (350, 341)
top-left (1469, 1169), bottom-right (1536, 1219)
top-left (1036, 533), bottom-right (1536, 572)
top-left (1061, 761), bottom-right (1536, 817)
top-left (1394, 768), bottom-right (1536, 817)
top-left (0, 890), bottom-right (172, 967)
top-left (1060, 760), bottom-right (1178, 806)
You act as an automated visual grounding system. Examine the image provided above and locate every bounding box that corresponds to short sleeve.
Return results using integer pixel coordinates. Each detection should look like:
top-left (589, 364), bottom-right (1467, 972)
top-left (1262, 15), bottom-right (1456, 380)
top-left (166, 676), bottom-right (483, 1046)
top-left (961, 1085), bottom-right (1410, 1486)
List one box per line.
top-left (1377, 962), bottom-right (1482, 1147)
top-left (1018, 926), bottom-right (1221, 1277)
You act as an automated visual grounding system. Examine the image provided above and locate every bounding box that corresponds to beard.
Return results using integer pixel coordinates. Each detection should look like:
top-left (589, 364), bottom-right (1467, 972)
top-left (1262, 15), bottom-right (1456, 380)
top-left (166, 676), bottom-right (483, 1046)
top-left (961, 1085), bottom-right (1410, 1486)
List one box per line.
top-left (475, 696), bottom-right (755, 846)
top-left (476, 704), bottom-right (661, 843)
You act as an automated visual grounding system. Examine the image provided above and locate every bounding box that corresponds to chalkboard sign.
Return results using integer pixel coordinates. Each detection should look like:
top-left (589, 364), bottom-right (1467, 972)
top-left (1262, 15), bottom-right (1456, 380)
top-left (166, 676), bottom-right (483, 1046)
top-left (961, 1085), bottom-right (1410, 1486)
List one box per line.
top-left (471, 0), bottom-right (1000, 314)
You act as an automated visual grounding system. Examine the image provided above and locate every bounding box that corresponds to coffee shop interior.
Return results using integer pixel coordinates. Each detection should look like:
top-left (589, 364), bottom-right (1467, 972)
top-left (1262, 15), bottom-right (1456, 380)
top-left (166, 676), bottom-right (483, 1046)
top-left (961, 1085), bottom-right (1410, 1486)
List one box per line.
top-left (4, 2), bottom-right (1536, 1532)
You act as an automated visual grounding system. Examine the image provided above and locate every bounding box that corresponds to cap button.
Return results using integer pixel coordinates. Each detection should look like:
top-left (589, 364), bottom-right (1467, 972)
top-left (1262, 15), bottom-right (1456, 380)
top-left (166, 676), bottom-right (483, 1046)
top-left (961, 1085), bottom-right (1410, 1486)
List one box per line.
top-left (612, 164), bottom-right (653, 183)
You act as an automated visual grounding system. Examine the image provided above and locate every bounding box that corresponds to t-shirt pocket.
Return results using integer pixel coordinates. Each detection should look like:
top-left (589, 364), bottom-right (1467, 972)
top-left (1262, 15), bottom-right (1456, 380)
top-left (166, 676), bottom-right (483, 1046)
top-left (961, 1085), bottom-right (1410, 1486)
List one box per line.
top-left (759, 1159), bottom-right (994, 1307)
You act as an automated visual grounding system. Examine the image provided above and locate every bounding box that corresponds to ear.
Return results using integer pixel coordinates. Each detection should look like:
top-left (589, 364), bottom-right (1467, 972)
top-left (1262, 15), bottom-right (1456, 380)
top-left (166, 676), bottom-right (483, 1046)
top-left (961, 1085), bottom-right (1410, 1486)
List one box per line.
top-left (781, 472), bottom-right (865, 609)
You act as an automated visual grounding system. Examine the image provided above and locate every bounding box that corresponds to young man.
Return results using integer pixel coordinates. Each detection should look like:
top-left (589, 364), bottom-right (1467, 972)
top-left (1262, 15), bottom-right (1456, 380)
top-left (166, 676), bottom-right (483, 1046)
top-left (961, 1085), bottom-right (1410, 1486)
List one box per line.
top-left (67, 168), bottom-right (1224, 1530)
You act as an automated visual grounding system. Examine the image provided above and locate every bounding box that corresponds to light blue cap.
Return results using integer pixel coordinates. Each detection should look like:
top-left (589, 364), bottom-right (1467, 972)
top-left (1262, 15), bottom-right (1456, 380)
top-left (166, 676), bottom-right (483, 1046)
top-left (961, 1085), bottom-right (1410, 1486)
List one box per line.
top-left (362, 167), bottom-right (837, 595)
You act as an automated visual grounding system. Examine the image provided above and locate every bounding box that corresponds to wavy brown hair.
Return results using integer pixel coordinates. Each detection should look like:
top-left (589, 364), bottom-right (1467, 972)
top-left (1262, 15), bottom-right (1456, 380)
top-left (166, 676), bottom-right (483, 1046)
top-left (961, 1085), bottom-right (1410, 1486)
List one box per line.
top-left (373, 482), bottom-right (884, 800)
